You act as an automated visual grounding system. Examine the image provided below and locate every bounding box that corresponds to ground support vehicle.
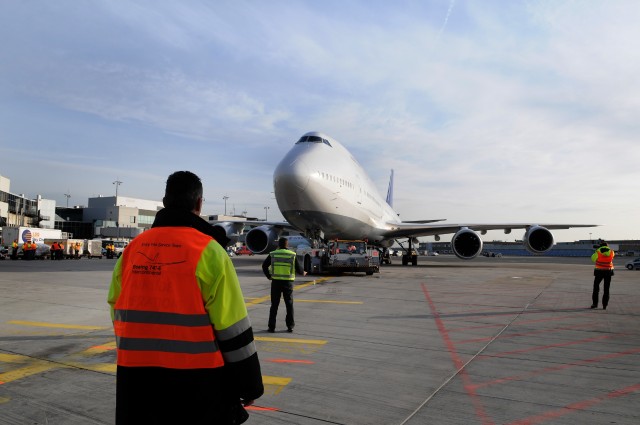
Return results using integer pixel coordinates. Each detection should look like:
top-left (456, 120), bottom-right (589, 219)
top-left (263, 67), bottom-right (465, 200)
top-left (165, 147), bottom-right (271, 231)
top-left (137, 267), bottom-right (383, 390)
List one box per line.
top-left (297, 239), bottom-right (379, 275)
top-left (2, 227), bottom-right (62, 246)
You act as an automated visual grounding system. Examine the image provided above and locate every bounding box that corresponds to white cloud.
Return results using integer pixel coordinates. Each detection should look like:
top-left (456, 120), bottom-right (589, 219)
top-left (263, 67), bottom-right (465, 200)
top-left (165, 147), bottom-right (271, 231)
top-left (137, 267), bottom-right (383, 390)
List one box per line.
top-left (1, 0), bottom-right (639, 240)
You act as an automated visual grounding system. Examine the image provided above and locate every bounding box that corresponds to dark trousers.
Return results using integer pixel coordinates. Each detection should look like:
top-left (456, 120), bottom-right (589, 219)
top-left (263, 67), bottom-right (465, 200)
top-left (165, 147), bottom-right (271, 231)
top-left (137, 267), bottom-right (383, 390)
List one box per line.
top-left (269, 280), bottom-right (294, 330)
top-left (592, 269), bottom-right (613, 307)
top-left (116, 366), bottom-right (244, 425)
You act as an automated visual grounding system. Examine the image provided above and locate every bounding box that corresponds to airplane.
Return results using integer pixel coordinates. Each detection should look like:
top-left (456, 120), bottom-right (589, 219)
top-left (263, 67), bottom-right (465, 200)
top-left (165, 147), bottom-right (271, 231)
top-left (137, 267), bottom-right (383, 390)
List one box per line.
top-left (213, 131), bottom-right (596, 266)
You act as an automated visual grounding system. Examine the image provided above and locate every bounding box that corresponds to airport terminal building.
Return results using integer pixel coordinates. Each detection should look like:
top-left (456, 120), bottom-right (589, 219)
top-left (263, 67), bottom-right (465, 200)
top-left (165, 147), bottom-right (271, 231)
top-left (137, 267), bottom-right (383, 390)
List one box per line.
top-left (0, 173), bottom-right (164, 242)
top-left (1, 172), bottom-right (253, 245)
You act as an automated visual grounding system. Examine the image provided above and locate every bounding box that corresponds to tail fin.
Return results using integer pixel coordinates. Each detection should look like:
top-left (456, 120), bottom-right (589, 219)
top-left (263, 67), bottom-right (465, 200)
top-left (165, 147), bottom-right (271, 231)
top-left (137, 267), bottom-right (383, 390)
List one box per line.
top-left (386, 169), bottom-right (394, 207)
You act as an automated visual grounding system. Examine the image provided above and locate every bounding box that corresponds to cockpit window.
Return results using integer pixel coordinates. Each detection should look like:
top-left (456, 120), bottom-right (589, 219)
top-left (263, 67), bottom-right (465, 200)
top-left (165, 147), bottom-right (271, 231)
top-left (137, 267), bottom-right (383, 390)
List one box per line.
top-left (295, 135), bottom-right (332, 147)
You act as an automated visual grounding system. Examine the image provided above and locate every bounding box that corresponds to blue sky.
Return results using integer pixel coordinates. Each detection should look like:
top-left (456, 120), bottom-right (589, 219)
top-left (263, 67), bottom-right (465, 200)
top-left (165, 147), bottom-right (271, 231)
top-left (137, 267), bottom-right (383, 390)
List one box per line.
top-left (1, 1), bottom-right (638, 242)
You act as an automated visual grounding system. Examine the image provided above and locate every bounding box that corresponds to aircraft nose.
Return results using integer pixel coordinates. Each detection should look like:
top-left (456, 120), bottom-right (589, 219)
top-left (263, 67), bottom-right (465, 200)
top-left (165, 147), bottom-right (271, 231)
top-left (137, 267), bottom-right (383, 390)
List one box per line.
top-left (274, 155), bottom-right (310, 195)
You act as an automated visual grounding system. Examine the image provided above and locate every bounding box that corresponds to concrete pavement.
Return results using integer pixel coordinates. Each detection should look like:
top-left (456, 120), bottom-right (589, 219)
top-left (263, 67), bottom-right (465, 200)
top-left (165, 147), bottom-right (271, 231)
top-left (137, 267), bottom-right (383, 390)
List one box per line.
top-left (1, 255), bottom-right (639, 424)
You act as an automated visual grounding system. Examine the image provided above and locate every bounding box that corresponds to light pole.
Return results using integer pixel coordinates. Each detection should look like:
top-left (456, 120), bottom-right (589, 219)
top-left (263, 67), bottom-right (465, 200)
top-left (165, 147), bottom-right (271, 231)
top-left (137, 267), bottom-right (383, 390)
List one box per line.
top-left (264, 206), bottom-right (270, 221)
top-left (64, 192), bottom-right (71, 208)
top-left (589, 232), bottom-right (592, 242)
top-left (223, 195), bottom-right (229, 215)
top-left (113, 178), bottom-right (123, 204)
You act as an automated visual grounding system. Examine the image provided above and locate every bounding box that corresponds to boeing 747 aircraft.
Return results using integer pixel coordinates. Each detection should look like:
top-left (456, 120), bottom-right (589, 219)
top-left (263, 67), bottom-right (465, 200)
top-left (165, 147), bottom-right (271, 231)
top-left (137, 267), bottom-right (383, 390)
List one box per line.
top-left (214, 131), bottom-right (596, 266)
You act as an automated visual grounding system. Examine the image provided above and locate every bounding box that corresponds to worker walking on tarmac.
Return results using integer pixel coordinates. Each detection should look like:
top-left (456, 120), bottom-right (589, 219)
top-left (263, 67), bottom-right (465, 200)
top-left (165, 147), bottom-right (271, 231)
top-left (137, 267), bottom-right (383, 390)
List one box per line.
top-left (108, 171), bottom-right (262, 424)
top-left (591, 241), bottom-right (615, 310)
top-left (74, 241), bottom-right (81, 259)
top-left (262, 237), bottom-right (307, 333)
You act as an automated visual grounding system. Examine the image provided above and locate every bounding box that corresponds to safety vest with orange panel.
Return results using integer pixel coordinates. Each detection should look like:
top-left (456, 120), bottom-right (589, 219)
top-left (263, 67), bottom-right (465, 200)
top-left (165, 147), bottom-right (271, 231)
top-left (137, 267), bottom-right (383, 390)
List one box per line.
top-left (592, 246), bottom-right (615, 270)
top-left (108, 227), bottom-right (256, 370)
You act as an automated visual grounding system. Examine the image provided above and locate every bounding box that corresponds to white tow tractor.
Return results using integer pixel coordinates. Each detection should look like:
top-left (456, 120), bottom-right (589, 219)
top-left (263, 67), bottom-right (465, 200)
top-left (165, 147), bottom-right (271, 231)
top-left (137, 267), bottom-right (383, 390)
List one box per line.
top-left (296, 239), bottom-right (380, 275)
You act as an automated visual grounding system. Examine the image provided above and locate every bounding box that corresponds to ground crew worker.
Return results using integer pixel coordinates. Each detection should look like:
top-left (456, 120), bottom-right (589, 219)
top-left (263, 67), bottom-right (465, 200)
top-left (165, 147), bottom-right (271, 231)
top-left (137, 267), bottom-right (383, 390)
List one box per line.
top-left (11, 239), bottom-right (18, 260)
top-left (106, 243), bottom-right (114, 259)
top-left (262, 237), bottom-right (306, 333)
top-left (591, 241), bottom-right (615, 310)
top-left (22, 241), bottom-right (30, 260)
top-left (50, 242), bottom-right (59, 260)
top-left (74, 242), bottom-right (81, 259)
top-left (30, 241), bottom-right (37, 260)
top-left (108, 170), bottom-right (262, 424)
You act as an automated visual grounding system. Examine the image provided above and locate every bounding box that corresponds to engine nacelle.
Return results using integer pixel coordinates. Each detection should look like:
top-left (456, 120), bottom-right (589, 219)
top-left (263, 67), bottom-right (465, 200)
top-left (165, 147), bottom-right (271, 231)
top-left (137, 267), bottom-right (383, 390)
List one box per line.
top-left (211, 222), bottom-right (245, 244)
top-left (451, 228), bottom-right (483, 259)
top-left (245, 225), bottom-right (282, 254)
top-left (523, 226), bottom-right (555, 254)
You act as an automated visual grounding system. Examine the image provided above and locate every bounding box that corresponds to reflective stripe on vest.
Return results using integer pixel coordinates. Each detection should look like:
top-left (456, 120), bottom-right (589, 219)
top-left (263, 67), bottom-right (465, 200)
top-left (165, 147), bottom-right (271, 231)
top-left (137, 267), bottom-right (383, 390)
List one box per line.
top-left (114, 227), bottom-right (224, 369)
top-left (595, 250), bottom-right (614, 270)
top-left (270, 249), bottom-right (296, 281)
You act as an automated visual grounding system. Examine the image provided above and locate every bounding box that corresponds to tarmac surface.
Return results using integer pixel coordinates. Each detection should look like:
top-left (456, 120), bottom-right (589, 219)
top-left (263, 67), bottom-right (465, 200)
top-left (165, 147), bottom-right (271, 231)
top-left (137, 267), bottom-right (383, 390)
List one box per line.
top-left (1, 254), bottom-right (639, 424)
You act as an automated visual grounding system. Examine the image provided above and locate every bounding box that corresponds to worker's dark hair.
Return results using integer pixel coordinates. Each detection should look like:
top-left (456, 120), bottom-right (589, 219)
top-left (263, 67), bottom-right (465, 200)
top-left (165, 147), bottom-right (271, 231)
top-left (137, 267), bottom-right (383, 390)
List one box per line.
top-left (278, 237), bottom-right (288, 249)
top-left (599, 241), bottom-right (608, 247)
top-left (163, 171), bottom-right (203, 211)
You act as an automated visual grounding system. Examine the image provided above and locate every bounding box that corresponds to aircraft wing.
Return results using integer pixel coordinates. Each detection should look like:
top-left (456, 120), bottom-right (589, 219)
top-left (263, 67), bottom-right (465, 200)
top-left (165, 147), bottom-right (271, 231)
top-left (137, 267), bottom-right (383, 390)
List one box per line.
top-left (383, 221), bottom-right (598, 239)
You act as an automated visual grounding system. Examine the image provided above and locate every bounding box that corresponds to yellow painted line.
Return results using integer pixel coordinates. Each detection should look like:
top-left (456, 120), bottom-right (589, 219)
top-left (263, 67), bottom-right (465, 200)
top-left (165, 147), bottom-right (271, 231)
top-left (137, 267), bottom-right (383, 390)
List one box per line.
top-left (0, 358), bottom-right (58, 384)
top-left (246, 294), bottom-right (271, 306)
top-left (246, 278), bottom-right (332, 306)
top-left (262, 375), bottom-right (291, 396)
top-left (256, 337), bottom-right (327, 355)
top-left (7, 320), bottom-right (107, 331)
top-left (247, 297), bottom-right (361, 305)
top-left (65, 362), bottom-right (117, 374)
top-left (0, 353), bottom-right (27, 363)
top-left (295, 299), bottom-right (363, 304)
top-left (83, 341), bottom-right (117, 354)
top-left (255, 336), bottom-right (326, 345)
top-left (296, 278), bottom-right (331, 289)
top-left (0, 396), bottom-right (11, 404)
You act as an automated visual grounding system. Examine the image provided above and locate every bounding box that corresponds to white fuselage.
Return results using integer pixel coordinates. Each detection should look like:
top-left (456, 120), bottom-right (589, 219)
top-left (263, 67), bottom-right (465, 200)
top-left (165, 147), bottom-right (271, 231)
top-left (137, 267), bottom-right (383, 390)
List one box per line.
top-left (273, 132), bottom-right (399, 245)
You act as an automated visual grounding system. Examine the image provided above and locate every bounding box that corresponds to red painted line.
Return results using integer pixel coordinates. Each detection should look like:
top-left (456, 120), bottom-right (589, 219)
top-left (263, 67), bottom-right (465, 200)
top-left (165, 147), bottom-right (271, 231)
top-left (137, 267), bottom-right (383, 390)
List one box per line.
top-left (265, 358), bottom-right (314, 364)
top-left (246, 405), bottom-right (280, 412)
top-left (469, 347), bottom-right (640, 391)
top-left (506, 383), bottom-right (640, 425)
top-left (421, 283), bottom-right (494, 425)
top-left (455, 322), bottom-right (599, 345)
top-left (477, 333), bottom-right (622, 359)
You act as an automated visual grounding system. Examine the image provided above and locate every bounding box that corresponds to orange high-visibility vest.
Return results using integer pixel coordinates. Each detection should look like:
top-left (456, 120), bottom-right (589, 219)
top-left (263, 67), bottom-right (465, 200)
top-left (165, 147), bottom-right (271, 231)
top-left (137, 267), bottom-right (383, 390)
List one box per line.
top-left (594, 249), bottom-right (614, 270)
top-left (113, 227), bottom-right (224, 369)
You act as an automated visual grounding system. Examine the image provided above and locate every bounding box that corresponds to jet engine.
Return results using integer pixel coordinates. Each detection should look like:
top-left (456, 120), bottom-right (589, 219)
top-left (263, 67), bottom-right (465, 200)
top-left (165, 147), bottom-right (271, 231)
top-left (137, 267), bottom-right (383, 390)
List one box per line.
top-left (245, 225), bottom-right (282, 254)
top-left (523, 226), bottom-right (555, 254)
top-left (451, 228), bottom-right (483, 260)
top-left (211, 222), bottom-right (245, 245)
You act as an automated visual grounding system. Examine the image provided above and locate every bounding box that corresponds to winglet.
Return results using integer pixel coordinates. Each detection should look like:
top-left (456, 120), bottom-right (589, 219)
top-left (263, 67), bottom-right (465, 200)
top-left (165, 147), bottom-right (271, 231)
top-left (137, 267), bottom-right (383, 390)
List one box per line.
top-left (386, 169), bottom-right (394, 207)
